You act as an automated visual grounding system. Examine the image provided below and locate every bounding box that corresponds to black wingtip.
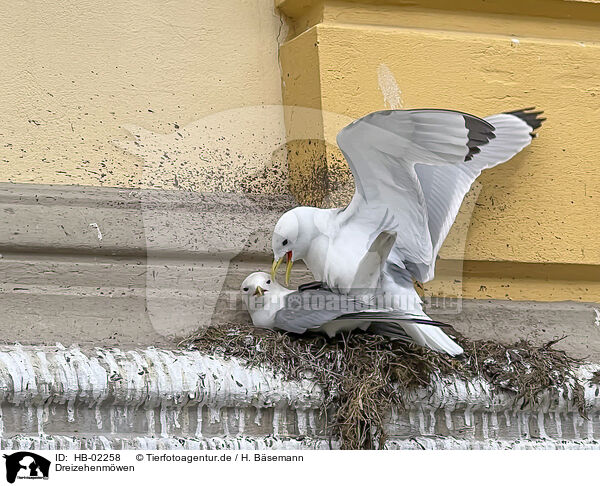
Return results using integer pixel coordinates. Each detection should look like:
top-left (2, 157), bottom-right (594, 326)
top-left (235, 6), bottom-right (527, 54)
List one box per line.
top-left (298, 281), bottom-right (326, 292)
top-left (504, 107), bottom-right (545, 137)
top-left (410, 318), bottom-right (454, 329)
top-left (463, 114), bottom-right (496, 161)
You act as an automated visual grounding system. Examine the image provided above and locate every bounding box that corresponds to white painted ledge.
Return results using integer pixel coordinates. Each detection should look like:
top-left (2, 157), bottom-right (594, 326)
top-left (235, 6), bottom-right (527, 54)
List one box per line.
top-left (0, 344), bottom-right (599, 449)
top-left (5, 436), bottom-right (600, 451)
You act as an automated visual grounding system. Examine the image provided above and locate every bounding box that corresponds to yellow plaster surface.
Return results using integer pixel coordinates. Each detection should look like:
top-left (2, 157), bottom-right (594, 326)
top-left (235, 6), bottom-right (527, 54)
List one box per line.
top-left (0, 0), bottom-right (286, 190)
top-left (278, 1), bottom-right (600, 301)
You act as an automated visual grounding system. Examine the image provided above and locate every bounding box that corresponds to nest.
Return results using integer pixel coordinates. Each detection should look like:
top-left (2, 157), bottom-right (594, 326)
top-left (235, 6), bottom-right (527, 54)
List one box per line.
top-left (181, 324), bottom-right (586, 449)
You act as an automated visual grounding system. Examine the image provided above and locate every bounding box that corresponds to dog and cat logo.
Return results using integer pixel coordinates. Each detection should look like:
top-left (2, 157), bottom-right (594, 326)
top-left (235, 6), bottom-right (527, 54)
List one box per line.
top-left (2, 452), bottom-right (50, 483)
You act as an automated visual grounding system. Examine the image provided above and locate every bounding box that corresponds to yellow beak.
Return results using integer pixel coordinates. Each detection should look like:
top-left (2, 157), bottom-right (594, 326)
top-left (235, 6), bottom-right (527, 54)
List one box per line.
top-left (271, 257), bottom-right (283, 280)
top-left (285, 258), bottom-right (293, 286)
top-left (271, 254), bottom-right (294, 286)
top-left (253, 286), bottom-right (264, 297)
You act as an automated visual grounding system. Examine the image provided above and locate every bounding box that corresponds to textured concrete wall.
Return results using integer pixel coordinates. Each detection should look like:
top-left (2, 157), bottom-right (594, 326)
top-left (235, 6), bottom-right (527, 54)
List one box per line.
top-left (0, 0), bottom-right (287, 191)
top-left (0, 183), bottom-right (299, 345)
top-left (278, 0), bottom-right (600, 302)
top-left (2, 183), bottom-right (598, 359)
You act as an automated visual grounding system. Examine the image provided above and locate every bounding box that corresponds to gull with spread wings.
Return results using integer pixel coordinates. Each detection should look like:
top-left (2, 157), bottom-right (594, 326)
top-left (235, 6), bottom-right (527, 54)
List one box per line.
top-left (270, 107), bottom-right (545, 355)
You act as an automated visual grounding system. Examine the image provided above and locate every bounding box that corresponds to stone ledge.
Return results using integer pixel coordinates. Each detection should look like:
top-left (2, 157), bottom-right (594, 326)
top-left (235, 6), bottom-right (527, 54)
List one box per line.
top-left (5, 435), bottom-right (600, 450)
top-left (385, 437), bottom-right (600, 450)
top-left (0, 182), bottom-right (304, 342)
top-left (1, 436), bottom-right (334, 450)
top-left (0, 344), bottom-right (599, 449)
top-left (427, 299), bottom-right (600, 361)
top-left (0, 182), bottom-right (295, 256)
top-left (1, 182), bottom-right (598, 353)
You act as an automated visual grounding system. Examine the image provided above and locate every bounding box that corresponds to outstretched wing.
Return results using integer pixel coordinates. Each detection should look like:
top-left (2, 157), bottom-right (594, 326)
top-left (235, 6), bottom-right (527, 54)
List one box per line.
top-left (336, 108), bottom-right (544, 282)
top-left (335, 109), bottom-right (496, 270)
top-left (405, 108), bottom-right (545, 281)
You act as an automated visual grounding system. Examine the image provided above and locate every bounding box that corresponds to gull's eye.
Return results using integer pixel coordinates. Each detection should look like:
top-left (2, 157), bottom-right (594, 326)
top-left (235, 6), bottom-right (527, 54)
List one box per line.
top-left (266, 280), bottom-right (271, 284)
top-left (243, 287), bottom-right (249, 292)
top-left (282, 239), bottom-right (288, 246)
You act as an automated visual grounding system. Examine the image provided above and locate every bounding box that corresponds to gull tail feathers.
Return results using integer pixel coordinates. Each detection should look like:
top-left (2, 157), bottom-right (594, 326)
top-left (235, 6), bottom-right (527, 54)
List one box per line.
top-left (404, 324), bottom-right (463, 356)
top-left (373, 321), bottom-right (463, 356)
top-left (368, 322), bottom-right (413, 344)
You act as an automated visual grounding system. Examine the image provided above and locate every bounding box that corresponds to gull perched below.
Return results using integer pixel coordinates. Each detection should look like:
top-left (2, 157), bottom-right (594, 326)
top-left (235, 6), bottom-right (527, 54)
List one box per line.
top-left (240, 271), bottom-right (452, 340)
top-left (271, 107), bottom-right (545, 355)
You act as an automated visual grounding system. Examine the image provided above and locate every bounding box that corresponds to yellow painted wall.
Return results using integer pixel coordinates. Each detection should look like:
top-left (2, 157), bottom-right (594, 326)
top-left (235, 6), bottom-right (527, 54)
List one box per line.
top-left (278, 0), bottom-right (600, 301)
top-left (2, 0), bottom-right (598, 302)
top-left (0, 0), bottom-right (287, 192)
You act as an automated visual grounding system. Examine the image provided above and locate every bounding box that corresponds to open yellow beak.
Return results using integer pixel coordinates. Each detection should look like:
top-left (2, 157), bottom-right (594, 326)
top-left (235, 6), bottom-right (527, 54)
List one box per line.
top-left (271, 258), bottom-right (283, 280)
top-left (253, 286), bottom-right (264, 297)
top-left (271, 252), bottom-right (294, 286)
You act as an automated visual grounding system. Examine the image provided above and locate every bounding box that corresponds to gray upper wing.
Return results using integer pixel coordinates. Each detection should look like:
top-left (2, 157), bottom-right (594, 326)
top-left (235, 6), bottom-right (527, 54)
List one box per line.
top-left (407, 112), bottom-right (538, 281)
top-left (273, 289), bottom-right (373, 334)
top-left (335, 109), bottom-right (495, 273)
top-left (273, 287), bottom-right (451, 334)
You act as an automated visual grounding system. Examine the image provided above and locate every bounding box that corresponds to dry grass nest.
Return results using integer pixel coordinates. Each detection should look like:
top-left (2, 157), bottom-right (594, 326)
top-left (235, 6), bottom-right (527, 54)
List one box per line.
top-left (181, 324), bottom-right (587, 449)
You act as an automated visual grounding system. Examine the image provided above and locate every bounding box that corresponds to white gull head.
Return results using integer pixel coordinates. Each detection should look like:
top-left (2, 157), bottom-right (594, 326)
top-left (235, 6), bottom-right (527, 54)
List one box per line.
top-left (240, 271), bottom-right (291, 328)
top-left (271, 207), bottom-right (325, 284)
